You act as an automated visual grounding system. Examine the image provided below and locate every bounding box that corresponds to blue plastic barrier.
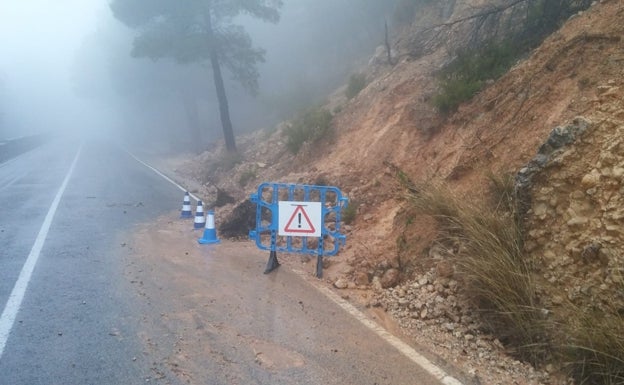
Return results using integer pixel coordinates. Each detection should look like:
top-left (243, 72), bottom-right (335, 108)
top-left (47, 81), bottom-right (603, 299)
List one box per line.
top-left (249, 182), bottom-right (348, 277)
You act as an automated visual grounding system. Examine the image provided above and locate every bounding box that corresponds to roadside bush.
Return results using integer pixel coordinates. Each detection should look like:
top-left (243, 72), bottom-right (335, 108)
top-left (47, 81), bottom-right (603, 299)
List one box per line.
top-left (342, 200), bottom-right (358, 225)
top-left (432, 41), bottom-right (517, 114)
top-left (392, 0), bottom-right (434, 26)
top-left (283, 107), bottom-right (333, 154)
top-left (238, 168), bottom-right (257, 187)
top-left (345, 73), bottom-right (367, 100)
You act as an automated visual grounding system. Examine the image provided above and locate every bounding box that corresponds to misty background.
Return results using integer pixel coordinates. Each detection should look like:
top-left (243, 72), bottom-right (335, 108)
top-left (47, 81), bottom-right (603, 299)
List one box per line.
top-left (0, 0), bottom-right (400, 151)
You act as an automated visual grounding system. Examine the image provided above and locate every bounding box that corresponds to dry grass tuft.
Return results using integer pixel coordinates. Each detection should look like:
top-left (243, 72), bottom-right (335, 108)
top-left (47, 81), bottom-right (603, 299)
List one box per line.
top-left (407, 181), bottom-right (548, 364)
top-left (406, 180), bottom-right (624, 382)
top-left (559, 266), bottom-right (624, 384)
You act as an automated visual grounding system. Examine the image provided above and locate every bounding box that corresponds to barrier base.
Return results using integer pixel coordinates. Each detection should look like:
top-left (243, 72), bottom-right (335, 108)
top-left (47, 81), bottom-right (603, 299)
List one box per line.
top-left (316, 255), bottom-right (324, 278)
top-left (264, 251), bottom-right (280, 274)
top-left (198, 238), bottom-right (220, 245)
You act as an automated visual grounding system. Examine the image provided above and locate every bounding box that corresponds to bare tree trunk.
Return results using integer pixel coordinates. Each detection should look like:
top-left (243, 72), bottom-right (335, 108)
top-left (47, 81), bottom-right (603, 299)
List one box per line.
top-left (385, 20), bottom-right (394, 65)
top-left (182, 93), bottom-right (203, 153)
top-left (206, 6), bottom-right (237, 153)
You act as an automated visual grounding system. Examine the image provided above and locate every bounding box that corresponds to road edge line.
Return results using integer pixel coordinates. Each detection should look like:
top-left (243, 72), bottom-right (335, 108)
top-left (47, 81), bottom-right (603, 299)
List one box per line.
top-left (293, 269), bottom-right (464, 385)
top-left (124, 150), bottom-right (200, 202)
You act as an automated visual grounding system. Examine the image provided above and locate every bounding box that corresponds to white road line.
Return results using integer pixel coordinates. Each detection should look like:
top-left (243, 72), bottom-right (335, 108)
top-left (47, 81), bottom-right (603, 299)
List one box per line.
top-left (293, 269), bottom-right (464, 385)
top-left (0, 145), bottom-right (83, 358)
top-left (124, 150), bottom-right (200, 202)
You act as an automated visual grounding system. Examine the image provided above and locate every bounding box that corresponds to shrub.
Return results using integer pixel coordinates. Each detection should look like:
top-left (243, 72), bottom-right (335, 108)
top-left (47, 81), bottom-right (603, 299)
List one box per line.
top-left (238, 168), bottom-right (257, 187)
top-left (342, 200), bottom-right (358, 225)
top-left (392, 0), bottom-right (434, 26)
top-left (283, 107), bottom-right (333, 154)
top-left (432, 41), bottom-right (518, 114)
top-left (345, 73), bottom-right (367, 99)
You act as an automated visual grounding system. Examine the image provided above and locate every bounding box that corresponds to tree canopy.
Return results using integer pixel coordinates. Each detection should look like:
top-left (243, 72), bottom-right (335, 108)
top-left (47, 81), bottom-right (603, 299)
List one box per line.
top-left (110, 0), bottom-right (282, 151)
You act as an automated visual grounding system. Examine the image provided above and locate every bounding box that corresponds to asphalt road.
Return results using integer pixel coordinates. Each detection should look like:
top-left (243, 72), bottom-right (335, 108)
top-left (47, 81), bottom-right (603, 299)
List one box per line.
top-left (0, 138), bottom-right (461, 385)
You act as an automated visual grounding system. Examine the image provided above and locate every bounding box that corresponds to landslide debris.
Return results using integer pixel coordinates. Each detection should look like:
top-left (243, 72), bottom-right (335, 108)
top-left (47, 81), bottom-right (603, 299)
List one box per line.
top-left (167, 1), bottom-right (624, 383)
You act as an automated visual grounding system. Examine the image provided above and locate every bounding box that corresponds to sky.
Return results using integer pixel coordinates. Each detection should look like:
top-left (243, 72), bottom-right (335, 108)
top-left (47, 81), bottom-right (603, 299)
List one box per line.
top-left (0, 0), bottom-right (110, 139)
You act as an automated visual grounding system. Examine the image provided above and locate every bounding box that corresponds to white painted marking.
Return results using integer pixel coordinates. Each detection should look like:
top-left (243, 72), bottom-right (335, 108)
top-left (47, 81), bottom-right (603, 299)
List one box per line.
top-left (293, 269), bottom-right (464, 385)
top-left (124, 151), bottom-right (200, 202)
top-left (0, 145), bottom-right (83, 358)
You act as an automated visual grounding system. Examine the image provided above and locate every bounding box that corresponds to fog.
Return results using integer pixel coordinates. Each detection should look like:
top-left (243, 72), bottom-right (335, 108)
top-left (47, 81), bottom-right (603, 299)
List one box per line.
top-left (0, 0), bottom-right (112, 140)
top-left (1, 0), bottom-right (398, 150)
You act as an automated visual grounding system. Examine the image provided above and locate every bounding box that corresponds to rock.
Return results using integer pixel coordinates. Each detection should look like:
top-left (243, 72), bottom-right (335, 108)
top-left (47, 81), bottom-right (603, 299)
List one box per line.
top-left (581, 242), bottom-right (601, 263)
top-left (371, 276), bottom-right (383, 292)
top-left (567, 217), bottom-right (588, 228)
top-left (613, 166), bottom-right (624, 179)
top-left (354, 271), bottom-right (369, 286)
top-left (334, 278), bottom-right (348, 289)
top-left (436, 260), bottom-right (454, 278)
top-left (428, 244), bottom-right (449, 259)
top-left (581, 169), bottom-right (601, 187)
top-left (380, 268), bottom-right (400, 288)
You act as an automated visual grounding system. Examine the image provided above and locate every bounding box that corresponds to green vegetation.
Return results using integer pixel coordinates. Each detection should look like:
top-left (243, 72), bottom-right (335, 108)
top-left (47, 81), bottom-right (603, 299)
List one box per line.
top-left (238, 167), bottom-right (257, 187)
top-left (345, 73), bottom-right (367, 99)
top-left (431, 0), bottom-right (593, 114)
top-left (392, 0), bottom-right (434, 26)
top-left (342, 200), bottom-right (358, 225)
top-left (283, 107), bottom-right (333, 154)
top-left (432, 41), bottom-right (517, 114)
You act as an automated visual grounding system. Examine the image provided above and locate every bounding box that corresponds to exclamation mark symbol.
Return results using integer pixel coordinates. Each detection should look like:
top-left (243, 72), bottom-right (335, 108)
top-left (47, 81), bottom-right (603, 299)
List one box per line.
top-left (298, 212), bottom-right (302, 228)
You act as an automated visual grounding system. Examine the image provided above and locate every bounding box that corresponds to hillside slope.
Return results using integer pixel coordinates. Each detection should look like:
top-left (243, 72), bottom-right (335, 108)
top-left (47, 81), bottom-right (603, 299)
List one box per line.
top-left (167, 1), bottom-right (624, 383)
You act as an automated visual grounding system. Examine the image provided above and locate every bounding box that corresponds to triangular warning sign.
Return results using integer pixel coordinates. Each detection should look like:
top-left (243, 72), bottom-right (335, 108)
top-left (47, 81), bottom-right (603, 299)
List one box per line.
top-left (284, 205), bottom-right (316, 234)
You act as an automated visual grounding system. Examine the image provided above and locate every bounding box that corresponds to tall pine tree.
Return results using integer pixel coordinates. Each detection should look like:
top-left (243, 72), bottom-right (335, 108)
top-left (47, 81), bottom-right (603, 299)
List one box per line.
top-left (110, 0), bottom-right (282, 152)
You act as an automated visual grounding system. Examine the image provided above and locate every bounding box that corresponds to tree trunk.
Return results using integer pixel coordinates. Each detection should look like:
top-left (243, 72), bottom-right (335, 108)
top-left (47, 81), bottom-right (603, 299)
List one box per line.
top-left (385, 20), bottom-right (394, 65)
top-left (182, 93), bottom-right (203, 153)
top-left (209, 50), bottom-right (236, 152)
top-left (206, 7), bottom-right (237, 153)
